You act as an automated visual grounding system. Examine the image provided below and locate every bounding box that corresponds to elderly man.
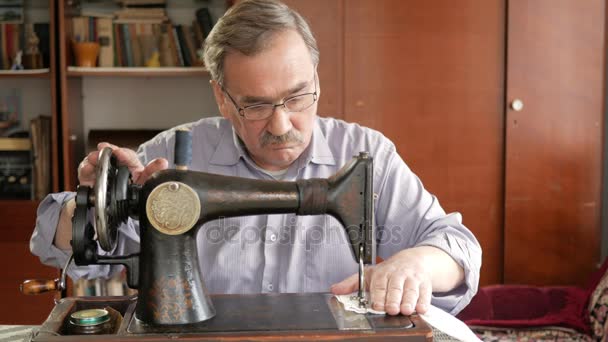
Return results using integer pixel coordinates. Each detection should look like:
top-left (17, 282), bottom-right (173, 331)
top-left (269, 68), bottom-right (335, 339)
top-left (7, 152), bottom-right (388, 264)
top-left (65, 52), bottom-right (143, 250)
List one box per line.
top-left (30, 0), bottom-right (481, 317)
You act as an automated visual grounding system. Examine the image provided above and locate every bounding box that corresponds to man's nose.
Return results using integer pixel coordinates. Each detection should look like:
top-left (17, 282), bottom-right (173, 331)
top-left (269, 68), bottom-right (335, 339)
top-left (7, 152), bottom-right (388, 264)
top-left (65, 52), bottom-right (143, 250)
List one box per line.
top-left (266, 106), bottom-right (292, 137)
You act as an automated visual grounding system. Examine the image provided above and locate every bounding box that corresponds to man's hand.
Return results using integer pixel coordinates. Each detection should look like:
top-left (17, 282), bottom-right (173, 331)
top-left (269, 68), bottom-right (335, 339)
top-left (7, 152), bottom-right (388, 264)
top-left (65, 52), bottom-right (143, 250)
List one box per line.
top-left (54, 142), bottom-right (169, 250)
top-left (330, 246), bottom-right (464, 316)
top-left (78, 142), bottom-right (168, 186)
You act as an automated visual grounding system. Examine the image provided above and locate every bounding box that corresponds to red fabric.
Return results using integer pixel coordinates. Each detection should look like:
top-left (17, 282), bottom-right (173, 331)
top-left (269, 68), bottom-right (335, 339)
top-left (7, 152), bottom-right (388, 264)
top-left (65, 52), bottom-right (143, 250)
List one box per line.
top-left (457, 285), bottom-right (590, 334)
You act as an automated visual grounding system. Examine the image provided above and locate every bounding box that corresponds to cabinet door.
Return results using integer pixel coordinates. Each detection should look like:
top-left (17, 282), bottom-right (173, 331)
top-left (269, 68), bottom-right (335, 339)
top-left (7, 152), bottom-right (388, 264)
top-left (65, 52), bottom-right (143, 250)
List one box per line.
top-left (505, 0), bottom-right (605, 285)
top-left (344, 0), bottom-right (506, 285)
top-left (0, 202), bottom-right (57, 324)
top-left (282, 0), bottom-right (344, 118)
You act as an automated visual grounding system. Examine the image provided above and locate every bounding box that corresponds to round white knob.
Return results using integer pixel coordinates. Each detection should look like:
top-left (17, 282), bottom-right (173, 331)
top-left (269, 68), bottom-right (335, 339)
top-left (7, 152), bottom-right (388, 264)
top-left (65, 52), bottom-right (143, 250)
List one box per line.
top-left (511, 99), bottom-right (524, 111)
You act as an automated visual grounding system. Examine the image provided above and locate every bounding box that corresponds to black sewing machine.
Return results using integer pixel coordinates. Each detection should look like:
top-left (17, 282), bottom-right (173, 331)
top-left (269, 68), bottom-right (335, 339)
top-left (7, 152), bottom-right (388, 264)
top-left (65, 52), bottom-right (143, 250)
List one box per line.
top-left (21, 130), bottom-right (432, 341)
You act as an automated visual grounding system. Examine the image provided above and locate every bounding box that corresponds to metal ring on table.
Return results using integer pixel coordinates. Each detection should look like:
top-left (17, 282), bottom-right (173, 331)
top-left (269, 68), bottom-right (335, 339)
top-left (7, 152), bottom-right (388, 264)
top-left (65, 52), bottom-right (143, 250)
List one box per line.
top-left (95, 147), bottom-right (114, 251)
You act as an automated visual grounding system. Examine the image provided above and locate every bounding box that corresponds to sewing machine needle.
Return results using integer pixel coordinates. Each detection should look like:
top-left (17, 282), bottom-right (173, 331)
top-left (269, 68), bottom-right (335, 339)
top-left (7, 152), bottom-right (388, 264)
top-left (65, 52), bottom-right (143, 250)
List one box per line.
top-left (358, 244), bottom-right (367, 308)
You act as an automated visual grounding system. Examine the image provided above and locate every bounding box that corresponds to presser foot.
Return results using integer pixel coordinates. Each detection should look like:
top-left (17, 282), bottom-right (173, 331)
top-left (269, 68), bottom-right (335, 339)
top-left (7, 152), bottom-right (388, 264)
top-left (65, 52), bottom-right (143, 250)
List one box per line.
top-left (357, 244), bottom-right (368, 309)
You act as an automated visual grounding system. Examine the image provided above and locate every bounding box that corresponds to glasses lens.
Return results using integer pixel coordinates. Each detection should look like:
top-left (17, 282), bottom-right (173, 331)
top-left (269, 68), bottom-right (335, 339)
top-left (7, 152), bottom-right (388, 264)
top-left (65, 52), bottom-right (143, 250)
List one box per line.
top-left (243, 105), bottom-right (274, 120)
top-left (285, 93), bottom-right (315, 112)
top-left (241, 93), bottom-right (317, 120)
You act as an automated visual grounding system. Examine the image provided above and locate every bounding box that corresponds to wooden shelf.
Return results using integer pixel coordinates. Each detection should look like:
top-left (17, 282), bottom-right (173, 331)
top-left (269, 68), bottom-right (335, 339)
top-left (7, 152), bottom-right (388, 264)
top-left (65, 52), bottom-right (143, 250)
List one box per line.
top-left (0, 69), bottom-right (50, 78)
top-left (67, 66), bottom-right (209, 77)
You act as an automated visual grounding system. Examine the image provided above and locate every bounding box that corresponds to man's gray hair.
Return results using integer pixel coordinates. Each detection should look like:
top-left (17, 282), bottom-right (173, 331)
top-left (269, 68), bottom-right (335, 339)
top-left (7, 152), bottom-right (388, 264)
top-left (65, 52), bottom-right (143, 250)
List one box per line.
top-left (203, 0), bottom-right (320, 85)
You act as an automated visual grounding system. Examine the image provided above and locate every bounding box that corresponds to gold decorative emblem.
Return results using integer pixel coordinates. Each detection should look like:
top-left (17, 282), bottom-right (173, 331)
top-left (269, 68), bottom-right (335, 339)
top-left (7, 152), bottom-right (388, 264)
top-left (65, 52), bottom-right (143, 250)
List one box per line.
top-left (146, 182), bottom-right (201, 235)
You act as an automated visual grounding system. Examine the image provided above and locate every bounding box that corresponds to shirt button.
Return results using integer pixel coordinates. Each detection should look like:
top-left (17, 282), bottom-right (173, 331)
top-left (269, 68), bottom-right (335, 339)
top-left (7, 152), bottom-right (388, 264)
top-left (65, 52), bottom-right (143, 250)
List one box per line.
top-left (267, 283), bottom-right (274, 291)
top-left (269, 234), bottom-right (277, 242)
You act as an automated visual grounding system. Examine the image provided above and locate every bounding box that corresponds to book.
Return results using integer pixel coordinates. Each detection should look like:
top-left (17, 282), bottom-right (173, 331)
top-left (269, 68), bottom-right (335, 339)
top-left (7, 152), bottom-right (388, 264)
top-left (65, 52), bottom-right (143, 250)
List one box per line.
top-left (33, 23), bottom-right (50, 68)
top-left (171, 25), bottom-right (183, 67)
top-left (116, 0), bottom-right (166, 6)
top-left (180, 25), bottom-right (197, 67)
top-left (96, 18), bottom-right (113, 67)
top-left (158, 29), bottom-right (174, 67)
top-left (175, 24), bottom-right (190, 67)
top-left (71, 16), bottom-right (89, 42)
top-left (0, 24), bottom-right (3, 69)
top-left (113, 22), bottom-right (123, 66)
top-left (29, 115), bottom-right (51, 200)
top-left (195, 7), bottom-right (214, 39)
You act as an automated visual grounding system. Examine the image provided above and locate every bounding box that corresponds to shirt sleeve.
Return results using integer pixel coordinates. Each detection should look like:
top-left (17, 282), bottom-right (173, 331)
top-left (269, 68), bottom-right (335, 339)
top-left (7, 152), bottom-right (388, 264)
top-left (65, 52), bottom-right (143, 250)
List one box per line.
top-left (29, 132), bottom-right (173, 280)
top-left (29, 191), bottom-right (143, 280)
top-left (374, 143), bottom-right (482, 315)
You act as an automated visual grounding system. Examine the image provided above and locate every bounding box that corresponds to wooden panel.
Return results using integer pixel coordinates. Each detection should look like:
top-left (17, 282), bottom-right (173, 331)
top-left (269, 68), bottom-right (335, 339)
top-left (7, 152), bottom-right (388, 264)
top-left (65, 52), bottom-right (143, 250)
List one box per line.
top-left (0, 200), bottom-right (41, 241)
top-left (344, 0), bottom-right (506, 285)
top-left (282, 0), bottom-right (344, 118)
top-left (49, 0), bottom-right (59, 193)
top-left (0, 242), bottom-right (57, 324)
top-left (0, 201), bottom-right (57, 324)
top-left (505, 0), bottom-right (605, 285)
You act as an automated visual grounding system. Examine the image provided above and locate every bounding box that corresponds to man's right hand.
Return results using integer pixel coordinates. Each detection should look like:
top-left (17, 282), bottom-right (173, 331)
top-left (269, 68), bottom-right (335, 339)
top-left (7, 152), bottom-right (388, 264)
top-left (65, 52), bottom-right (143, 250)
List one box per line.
top-left (78, 142), bottom-right (168, 187)
top-left (54, 142), bottom-right (168, 250)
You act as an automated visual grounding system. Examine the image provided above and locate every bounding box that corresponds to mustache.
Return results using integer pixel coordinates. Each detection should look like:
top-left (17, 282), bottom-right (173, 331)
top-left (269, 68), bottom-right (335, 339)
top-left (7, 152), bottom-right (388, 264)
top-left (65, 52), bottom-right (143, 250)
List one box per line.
top-left (260, 129), bottom-right (304, 147)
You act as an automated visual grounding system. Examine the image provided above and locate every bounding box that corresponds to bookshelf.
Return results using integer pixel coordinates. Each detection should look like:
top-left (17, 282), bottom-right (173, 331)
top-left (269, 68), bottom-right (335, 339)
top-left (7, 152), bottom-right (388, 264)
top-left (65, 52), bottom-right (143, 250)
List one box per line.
top-left (67, 65), bottom-right (208, 77)
top-left (0, 0), bottom-right (60, 324)
top-left (58, 0), bottom-right (226, 190)
top-left (0, 68), bottom-right (50, 77)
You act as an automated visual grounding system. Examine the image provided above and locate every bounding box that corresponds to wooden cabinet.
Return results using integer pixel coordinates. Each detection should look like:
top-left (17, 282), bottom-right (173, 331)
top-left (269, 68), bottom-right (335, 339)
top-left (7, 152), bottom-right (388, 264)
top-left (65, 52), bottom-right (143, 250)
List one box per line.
top-left (307, 0), bottom-right (605, 286)
top-left (504, 0), bottom-right (605, 286)
top-left (0, 1), bottom-right (60, 325)
top-left (0, 201), bottom-right (58, 324)
top-left (342, 0), bottom-right (506, 286)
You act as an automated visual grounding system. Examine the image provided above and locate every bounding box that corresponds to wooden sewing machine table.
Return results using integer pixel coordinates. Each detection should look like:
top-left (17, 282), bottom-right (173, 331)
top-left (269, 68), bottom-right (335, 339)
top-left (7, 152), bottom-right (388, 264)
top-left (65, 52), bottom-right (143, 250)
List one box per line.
top-left (30, 293), bottom-right (433, 341)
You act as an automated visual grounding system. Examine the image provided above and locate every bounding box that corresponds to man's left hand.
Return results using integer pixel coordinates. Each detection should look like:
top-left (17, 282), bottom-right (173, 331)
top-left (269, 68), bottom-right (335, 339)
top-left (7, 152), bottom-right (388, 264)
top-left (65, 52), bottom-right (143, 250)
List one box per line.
top-left (330, 247), bottom-right (433, 315)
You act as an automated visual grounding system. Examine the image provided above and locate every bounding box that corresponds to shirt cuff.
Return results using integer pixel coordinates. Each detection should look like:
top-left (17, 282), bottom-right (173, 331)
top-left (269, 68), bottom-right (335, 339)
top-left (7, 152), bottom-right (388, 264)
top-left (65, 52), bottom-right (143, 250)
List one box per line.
top-left (418, 231), bottom-right (482, 315)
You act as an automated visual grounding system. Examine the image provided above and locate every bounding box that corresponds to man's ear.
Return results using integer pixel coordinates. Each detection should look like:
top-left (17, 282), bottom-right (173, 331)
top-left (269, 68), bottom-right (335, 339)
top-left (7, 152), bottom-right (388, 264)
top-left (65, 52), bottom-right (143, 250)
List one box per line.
top-left (315, 68), bottom-right (321, 99)
top-left (210, 79), bottom-right (230, 119)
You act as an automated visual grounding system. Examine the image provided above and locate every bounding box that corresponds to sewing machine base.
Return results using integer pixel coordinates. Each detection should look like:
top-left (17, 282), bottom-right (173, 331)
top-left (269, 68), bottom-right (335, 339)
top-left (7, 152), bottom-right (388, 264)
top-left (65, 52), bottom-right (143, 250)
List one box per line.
top-left (32, 293), bottom-right (433, 341)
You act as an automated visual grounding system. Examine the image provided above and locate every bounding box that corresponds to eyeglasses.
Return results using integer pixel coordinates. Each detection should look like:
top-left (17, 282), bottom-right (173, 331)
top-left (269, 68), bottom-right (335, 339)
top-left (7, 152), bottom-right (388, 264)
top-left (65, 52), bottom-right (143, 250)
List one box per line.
top-left (221, 72), bottom-right (318, 121)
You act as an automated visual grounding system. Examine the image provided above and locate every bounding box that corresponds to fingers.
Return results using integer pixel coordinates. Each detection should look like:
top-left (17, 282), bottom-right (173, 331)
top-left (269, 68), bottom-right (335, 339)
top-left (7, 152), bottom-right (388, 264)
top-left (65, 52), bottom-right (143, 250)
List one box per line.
top-left (399, 277), bottom-right (421, 315)
top-left (133, 158), bottom-right (169, 185)
top-left (415, 278), bottom-right (432, 314)
top-left (78, 150), bottom-right (101, 186)
top-left (370, 271), bottom-right (389, 312)
top-left (78, 142), bottom-right (148, 187)
top-left (370, 268), bottom-right (432, 316)
top-left (98, 142), bottom-right (143, 173)
top-left (330, 272), bottom-right (359, 295)
top-left (385, 274), bottom-right (407, 315)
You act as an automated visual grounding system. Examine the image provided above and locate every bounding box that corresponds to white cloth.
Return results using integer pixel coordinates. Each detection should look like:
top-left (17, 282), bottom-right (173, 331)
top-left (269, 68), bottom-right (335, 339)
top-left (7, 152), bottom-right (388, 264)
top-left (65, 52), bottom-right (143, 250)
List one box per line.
top-left (335, 293), bottom-right (481, 342)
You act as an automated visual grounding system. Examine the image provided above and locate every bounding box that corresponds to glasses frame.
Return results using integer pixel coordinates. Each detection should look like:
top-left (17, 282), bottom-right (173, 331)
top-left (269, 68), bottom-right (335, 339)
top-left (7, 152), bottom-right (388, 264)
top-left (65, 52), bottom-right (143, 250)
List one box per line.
top-left (221, 71), bottom-right (318, 121)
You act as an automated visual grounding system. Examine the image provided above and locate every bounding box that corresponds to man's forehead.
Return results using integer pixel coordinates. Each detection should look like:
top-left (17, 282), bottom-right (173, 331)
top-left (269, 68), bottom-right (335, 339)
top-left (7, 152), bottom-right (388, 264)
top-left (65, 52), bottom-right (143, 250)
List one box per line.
top-left (221, 30), bottom-right (315, 95)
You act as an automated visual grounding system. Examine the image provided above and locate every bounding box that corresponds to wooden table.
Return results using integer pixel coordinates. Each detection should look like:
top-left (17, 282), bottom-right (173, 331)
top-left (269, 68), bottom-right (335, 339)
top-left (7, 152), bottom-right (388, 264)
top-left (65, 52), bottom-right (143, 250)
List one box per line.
top-left (29, 293), bottom-right (437, 341)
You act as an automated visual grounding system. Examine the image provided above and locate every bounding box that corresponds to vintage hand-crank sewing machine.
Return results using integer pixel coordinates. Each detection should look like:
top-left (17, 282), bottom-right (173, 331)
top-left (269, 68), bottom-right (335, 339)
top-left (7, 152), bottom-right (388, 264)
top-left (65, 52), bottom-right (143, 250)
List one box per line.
top-left (22, 131), bottom-right (432, 341)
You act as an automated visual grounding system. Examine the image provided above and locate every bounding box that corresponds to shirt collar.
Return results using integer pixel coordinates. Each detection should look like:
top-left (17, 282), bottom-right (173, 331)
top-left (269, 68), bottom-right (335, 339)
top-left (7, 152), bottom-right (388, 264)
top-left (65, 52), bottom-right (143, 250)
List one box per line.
top-left (209, 117), bottom-right (336, 167)
top-left (209, 119), bottom-right (245, 166)
top-left (300, 117), bottom-right (336, 167)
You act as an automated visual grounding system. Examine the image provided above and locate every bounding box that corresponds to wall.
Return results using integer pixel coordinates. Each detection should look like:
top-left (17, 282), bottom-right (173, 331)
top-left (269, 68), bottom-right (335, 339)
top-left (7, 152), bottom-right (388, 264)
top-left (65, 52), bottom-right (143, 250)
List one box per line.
top-left (81, 77), bottom-right (219, 143)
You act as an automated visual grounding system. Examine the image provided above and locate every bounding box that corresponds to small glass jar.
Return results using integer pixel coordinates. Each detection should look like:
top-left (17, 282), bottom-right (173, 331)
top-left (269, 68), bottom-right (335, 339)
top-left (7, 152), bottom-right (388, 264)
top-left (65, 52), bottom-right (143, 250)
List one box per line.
top-left (68, 308), bottom-right (113, 335)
